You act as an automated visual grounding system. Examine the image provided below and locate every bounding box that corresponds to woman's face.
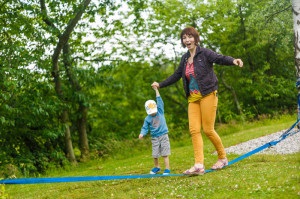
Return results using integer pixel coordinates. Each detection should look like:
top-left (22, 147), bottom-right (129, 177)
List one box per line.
top-left (182, 34), bottom-right (196, 50)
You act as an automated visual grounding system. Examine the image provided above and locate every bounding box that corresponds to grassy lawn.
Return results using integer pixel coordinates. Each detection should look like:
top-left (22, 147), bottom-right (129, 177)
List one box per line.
top-left (2, 115), bottom-right (300, 199)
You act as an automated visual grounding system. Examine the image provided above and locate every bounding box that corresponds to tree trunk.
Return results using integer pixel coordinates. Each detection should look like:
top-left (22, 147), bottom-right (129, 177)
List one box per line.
top-left (293, 0), bottom-right (300, 77)
top-left (293, 0), bottom-right (300, 120)
top-left (63, 43), bottom-right (90, 161)
top-left (78, 104), bottom-right (89, 161)
top-left (62, 110), bottom-right (77, 164)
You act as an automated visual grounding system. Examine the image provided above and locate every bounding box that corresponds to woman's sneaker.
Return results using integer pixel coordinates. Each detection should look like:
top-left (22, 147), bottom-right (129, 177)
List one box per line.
top-left (150, 167), bottom-right (160, 174)
top-left (163, 169), bottom-right (170, 175)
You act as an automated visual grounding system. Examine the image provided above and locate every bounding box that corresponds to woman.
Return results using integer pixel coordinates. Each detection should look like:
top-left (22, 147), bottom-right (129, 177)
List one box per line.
top-left (151, 27), bottom-right (243, 175)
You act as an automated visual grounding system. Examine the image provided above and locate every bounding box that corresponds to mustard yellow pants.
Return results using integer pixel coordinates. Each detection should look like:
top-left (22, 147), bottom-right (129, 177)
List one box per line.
top-left (188, 92), bottom-right (226, 164)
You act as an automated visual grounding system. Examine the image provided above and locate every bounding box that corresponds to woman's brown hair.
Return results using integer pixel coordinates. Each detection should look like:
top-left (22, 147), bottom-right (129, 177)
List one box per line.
top-left (180, 27), bottom-right (200, 48)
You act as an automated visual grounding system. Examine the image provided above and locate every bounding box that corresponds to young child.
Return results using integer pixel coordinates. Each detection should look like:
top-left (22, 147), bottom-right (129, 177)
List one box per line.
top-left (139, 87), bottom-right (171, 175)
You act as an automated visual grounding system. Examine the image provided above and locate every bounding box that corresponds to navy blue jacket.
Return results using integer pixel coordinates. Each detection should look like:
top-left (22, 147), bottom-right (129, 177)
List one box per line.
top-left (159, 46), bottom-right (235, 97)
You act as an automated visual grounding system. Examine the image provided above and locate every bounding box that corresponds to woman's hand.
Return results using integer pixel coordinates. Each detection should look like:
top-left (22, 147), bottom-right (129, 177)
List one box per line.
top-left (233, 59), bottom-right (243, 67)
top-left (151, 82), bottom-right (160, 89)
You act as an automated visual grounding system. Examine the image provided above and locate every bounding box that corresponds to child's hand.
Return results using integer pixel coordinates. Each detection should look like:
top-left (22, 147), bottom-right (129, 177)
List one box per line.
top-left (139, 134), bottom-right (143, 139)
top-left (151, 82), bottom-right (159, 89)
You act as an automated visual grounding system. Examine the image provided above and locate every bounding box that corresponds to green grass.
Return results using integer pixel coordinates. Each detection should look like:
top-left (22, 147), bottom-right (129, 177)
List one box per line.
top-left (3, 114), bottom-right (300, 199)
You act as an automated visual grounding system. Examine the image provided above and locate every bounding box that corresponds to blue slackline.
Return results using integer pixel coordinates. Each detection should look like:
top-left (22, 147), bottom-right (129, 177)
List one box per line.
top-left (0, 174), bottom-right (183, 184)
top-left (1, 119), bottom-right (299, 184)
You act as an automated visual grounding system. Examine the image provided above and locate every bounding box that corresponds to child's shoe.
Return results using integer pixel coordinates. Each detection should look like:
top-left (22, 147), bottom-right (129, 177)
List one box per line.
top-left (162, 169), bottom-right (170, 175)
top-left (150, 167), bottom-right (160, 174)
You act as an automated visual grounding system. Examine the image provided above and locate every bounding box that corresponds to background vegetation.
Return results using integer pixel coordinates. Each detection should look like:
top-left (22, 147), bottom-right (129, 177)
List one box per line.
top-left (0, 0), bottom-right (297, 177)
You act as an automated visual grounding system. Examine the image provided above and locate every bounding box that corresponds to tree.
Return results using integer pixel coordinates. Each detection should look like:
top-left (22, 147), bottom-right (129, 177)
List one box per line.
top-left (292, 0), bottom-right (300, 120)
top-left (39, 0), bottom-right (92, 162)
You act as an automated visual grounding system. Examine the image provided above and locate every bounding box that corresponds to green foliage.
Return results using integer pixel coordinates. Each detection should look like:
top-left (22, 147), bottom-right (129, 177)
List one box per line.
top-left (0, 65), bottom-right (68, 175)
top-left (87, 60), bottom-right (189, 156)
top-left (0, 0), bottom-right (84, 176)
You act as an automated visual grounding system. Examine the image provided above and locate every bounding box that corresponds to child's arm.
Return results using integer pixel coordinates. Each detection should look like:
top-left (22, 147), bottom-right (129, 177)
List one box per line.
top-left (139, 119), bottom-right (149, 139)
top-left (154, 86), bottom-right (164, 112)
top-left (154, 87), bottom-right (160, 97)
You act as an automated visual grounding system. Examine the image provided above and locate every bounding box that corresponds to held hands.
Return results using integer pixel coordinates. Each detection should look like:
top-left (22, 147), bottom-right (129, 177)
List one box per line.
top-left (233, 59), bottom-right (243, 67)
top-left (151, 82), bottom-right (159, 90)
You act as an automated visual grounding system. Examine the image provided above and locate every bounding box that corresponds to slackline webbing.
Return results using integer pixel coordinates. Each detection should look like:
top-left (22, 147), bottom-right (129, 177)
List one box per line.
top-left (1, 119), bottom-right (299, 184)
top-left (0, 174), bottom-right (184, 184)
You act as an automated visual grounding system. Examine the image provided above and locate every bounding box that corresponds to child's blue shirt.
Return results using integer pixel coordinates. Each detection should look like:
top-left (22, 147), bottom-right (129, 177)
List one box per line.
top-left (140, 96), bottom-right (168, 138)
